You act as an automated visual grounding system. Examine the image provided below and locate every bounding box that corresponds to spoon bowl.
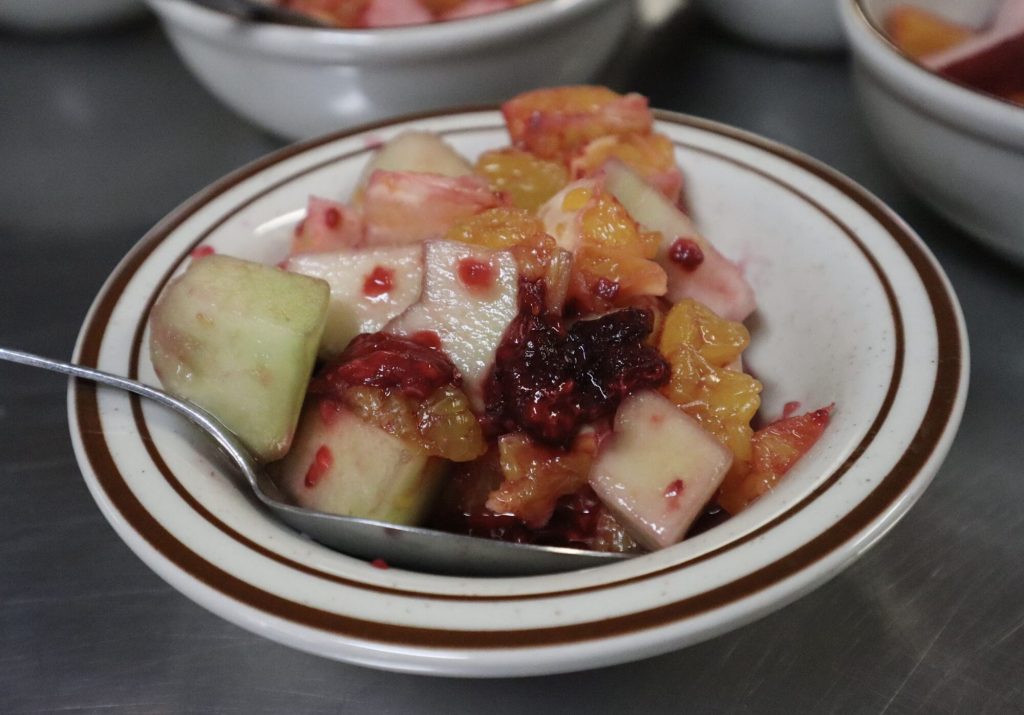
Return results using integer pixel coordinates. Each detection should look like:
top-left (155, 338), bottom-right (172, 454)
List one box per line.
top-left (0, 347), bottom-right (630, 576)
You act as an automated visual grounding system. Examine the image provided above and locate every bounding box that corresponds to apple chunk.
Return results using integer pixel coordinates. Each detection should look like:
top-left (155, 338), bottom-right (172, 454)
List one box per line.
top-left (386, 240), bottom-right (519, 409)
top-left (356, 130), bottom-right (473, 192)
top-left (276, 400), bottom-right (446, 525)
top-left (285, 245), bottom-right (424, 359)
top-left (149, 255), bottom-right (329, 461)
top-left (603, 160), bottom-right (756, 322)
top-left (589, 391), bottom-right (733, 550)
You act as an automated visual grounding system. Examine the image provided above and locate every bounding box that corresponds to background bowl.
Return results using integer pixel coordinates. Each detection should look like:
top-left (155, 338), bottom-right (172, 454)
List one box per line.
top-left (144, 0), bottom-right (632, 140)
top-left (0, 0), bottom-right (145, 33)
top-left (841, 0), bottom-right (1024, 262)
top-left (69, 108), bottom-right (967, 677)
top-left (697, 0), bottom-right (846, 51)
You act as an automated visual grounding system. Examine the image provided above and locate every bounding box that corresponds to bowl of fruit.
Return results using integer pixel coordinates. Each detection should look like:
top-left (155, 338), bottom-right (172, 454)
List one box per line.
top-left (143, 0), bottom-right (632, 139)
top-left (70, 86), bottom-right (967, 676)
top-left (840, 0), bottom-right (1024, 261)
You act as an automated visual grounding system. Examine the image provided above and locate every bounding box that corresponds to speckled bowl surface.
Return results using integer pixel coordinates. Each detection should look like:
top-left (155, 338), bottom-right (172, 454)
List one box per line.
top-left (68, 109), bottom-right (968, 677)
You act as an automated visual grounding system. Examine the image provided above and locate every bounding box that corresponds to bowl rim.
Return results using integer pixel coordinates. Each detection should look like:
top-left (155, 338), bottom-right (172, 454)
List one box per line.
top-left (67, 106), bottom-right (969, 675)
top-left (145, 0), bottom-right (620, 58)
top-left (843, 0), bottom-right (1024, 147)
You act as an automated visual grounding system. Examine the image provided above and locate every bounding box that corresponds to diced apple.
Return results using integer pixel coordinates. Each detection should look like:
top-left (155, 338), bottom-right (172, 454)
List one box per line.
top-left (589, 391), bottom-right (733, 550)
top-left (361, 170), bottom-right (505, 245)
top-left (603, 160), bottom-right (756, 322)
top-left (291, 196), bottom-right (363, 255)
top-left (355, 130), bottom-right (474, 194)
top-left (285, 245), bottom-right (424, 358)
top-left (386, 240), bottom-right (519, 410)
top-left (276, 400), bottom-right (446, 524)
top-left (149, 255), bottom-right (329, 461)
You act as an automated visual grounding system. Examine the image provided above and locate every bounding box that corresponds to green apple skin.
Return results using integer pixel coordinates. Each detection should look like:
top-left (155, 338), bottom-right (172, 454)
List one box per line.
top-left (149, 254), bottom-right (329, 462)
top-left (276, 401), bottom-right (447, 525)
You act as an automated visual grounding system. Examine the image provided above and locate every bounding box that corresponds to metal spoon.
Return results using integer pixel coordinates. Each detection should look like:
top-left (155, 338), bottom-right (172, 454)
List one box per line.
top-left (189, 0), bottom-right (334, 28)
top-left (1, 347), bottom-right (632, 576)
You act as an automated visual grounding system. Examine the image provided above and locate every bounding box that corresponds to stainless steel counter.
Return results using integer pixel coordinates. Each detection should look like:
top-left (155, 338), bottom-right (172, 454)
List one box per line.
top-left (2, 5), bottom-right (1022, 713)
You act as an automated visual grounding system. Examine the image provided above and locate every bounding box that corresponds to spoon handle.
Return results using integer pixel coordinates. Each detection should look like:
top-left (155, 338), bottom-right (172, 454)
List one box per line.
top-left (0, 347), bottom-right (260, 486)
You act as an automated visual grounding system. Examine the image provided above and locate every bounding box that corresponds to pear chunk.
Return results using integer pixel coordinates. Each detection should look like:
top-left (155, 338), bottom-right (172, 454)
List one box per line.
top-left (589, 391), bottom-right (733, 550)
top-left (603, 160), bottom-right (756, 322)
top-left (386, 240), bottom-right (519, 410)
top-left (276, 400), bottom-right (446, 525)
top-left (285, 245), bottom-right (424, 359)
top-left (149, 255), bottom-right (329, 461)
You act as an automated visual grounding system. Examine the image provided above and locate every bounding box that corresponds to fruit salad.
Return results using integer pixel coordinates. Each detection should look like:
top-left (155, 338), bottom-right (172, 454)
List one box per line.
top-left (885, 0), bottom-right (1024, 106)
top-left (275, 0), bottom-right (540, 28)
top-left (149, 86), bottom-right (832, 555)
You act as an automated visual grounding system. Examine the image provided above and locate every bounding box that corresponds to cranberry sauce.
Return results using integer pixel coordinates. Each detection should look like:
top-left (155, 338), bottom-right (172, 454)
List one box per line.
top-left (484, 279), bottom-right (669, 447)
top-left (311, 331), bottom-right (458, 401)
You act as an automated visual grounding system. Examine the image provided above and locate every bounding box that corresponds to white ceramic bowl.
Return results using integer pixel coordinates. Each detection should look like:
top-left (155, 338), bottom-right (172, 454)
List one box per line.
top-left (69, 108), bottom-right (967, 677)
top-left (697, 0), bottom-right (845, 51)
top-left (144, 0), bottom-right (632, 140)
top-left (0, 0), bottom-right (145, 33)
top-left (841, 0), bottom-right (1024, 261)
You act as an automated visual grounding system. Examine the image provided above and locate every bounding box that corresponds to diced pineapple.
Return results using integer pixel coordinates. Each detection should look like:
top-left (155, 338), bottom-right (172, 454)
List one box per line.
top-left (603, 160), bottom-right (756, 322)
top-left (276, 400), bottom-right (446, 524)
top-left (589, 391), bottom-right (733, 550)
top-left (386, 240), bottom-right (520, 409)
top-left (285, 245), bottom-right (424, 358)
top-left (149, 255), bottom-right (329, 461)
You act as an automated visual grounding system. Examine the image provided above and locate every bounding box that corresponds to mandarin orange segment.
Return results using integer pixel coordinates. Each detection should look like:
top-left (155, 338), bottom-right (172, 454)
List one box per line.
top-left (659, 299), bottom-right (750, 368)
top-left (342, 384), bottom-right (486, 462)
top-left (571, 132), bottom-right (684, 203)
top-left (569, 245), bottom-right (667, 311)
top-left (579, 192), bottom-right (659, 259)
top-left (885, 5), bottom-right (974, 59)
top-left (446, 206), bottom-right (547, 249)
top-left (487, 431), bottom-right (597, 527)
top-left (501, 86), bottom-right (653, 162)
top-left (661, 345), bottom-right (761, 467)
top-left (474, 149), bottom-right (569, 212)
